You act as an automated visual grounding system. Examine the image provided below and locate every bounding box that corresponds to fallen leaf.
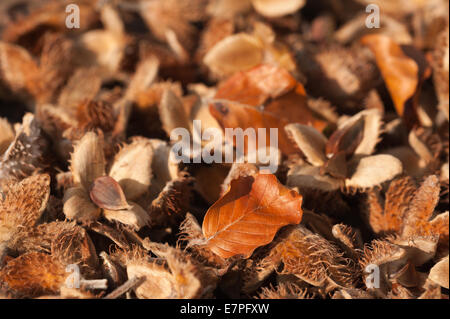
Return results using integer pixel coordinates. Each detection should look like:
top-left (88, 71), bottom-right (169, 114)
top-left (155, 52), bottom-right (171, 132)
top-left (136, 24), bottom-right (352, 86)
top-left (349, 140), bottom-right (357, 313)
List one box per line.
top-left (210, 64), bottom-right (327, 155)
top-left (202, 172), bottom-right (303, 258)
top-left (361, 34), bottom-right (429, 128)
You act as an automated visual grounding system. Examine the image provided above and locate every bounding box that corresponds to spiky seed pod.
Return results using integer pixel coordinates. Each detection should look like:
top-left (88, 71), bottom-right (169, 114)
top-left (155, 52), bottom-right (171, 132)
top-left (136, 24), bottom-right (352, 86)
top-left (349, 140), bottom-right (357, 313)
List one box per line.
top-left (36, 33), bottom-right (75, 104)
top-left (257, 283), bottom-right (311, 299)
top-left (332, 288), bottom-right (375, 299)
top-left (5, 221), bottom-right (99, 280)
top-left (401, 175), bottom-right (442, 238)
top-left (0, 251), bottom-right (67, 298)
top-left (76, 100), bottom-right (116, 134)
top-left (123, 243), bottom-right (217, 299)
top-left (100, 251), bottom-right (127, 290)
top-left (8, 221), bottom-right (72, 255)
top-left (332, 224), bottom-right (363, 261)
top-left (195, 17), bottom-right (234, 67)
top-left (286, 109), bottom-right (401, 192)
top-left (260, 226), bottom-right (356, 292)
top-left (297, 45), bottom-right (380, 111)
top-left (51, 223), bottom-right (99, 278)
top-left (0, 113), bottom-right (47, 182)
top-left (359, 239), bottom-right (407, 297)
top-left (360, 240), bottom-right (406, 270)
top-left (139, 0), bottom-right (207, 52)
top-left (149, 172), bottom-right (193, 227)
top-left (178, 213), bottom-right (228, 270)
top-left (57, 68), bottom-right (102, 113)
top-left (0, 41), bottom-right (41, 103)
top-left (363, 176), bottom-right (417, 235)
top-left (432, 23), bottom-right (449, 120)
top-left (0, 174), bottom-right (50, 244)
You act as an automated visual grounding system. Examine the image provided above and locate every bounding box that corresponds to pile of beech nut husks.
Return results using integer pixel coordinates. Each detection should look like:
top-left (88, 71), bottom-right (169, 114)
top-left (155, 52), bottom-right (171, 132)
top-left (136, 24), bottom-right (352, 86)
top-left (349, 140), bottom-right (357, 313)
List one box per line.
top-left (0, 0), bottom-right (449, 299)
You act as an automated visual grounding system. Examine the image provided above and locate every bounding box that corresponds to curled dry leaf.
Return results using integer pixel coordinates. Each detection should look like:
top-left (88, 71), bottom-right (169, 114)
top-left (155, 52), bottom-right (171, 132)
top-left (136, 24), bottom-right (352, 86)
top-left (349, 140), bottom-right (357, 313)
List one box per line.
top-left (202, 172), bottom-right (303, 259)
top-left (361, 34), bottom-right (428, 127)
top-left (210, 64), bottom-right (327, 155)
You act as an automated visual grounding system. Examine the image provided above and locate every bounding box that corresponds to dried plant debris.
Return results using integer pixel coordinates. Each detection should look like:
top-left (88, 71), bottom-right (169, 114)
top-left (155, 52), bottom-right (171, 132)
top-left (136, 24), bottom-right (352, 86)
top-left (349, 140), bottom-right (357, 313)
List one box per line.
top-left (0, 0), bottom-right (448, 299)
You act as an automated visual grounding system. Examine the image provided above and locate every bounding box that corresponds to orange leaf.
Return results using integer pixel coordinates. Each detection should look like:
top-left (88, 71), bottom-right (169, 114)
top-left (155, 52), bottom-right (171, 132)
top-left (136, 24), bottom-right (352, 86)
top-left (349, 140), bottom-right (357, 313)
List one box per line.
top-left (210, 64), bottom-right (326, 155)
top-left (214, 64), bottom-right (297, 105)
top-left (361, 35), bottom-right (427, 128)
top-left (202, 172), bottom-right (303, 259)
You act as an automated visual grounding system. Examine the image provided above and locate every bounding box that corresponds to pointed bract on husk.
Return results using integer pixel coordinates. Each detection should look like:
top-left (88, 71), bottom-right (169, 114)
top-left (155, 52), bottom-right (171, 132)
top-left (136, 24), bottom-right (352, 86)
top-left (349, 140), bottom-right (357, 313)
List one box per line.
top-left (63, 186), bottom-right (101, 222)
top-left (103, 202), bottom-right (150, 231)
top-left (345, 155), bottom-right (403, 190)
top-left (204, 33), bottom-right (264, 78)
top-left (428, 255), bottom-right (449, 289)
top-left (158, 89), bottom-right (192, 136)
top-left (70, 132), bottom-right (106, 190)
top-left (109, 139), bottom-right (154, 201)
top-left (285, 124), bottom-right (328, 166)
